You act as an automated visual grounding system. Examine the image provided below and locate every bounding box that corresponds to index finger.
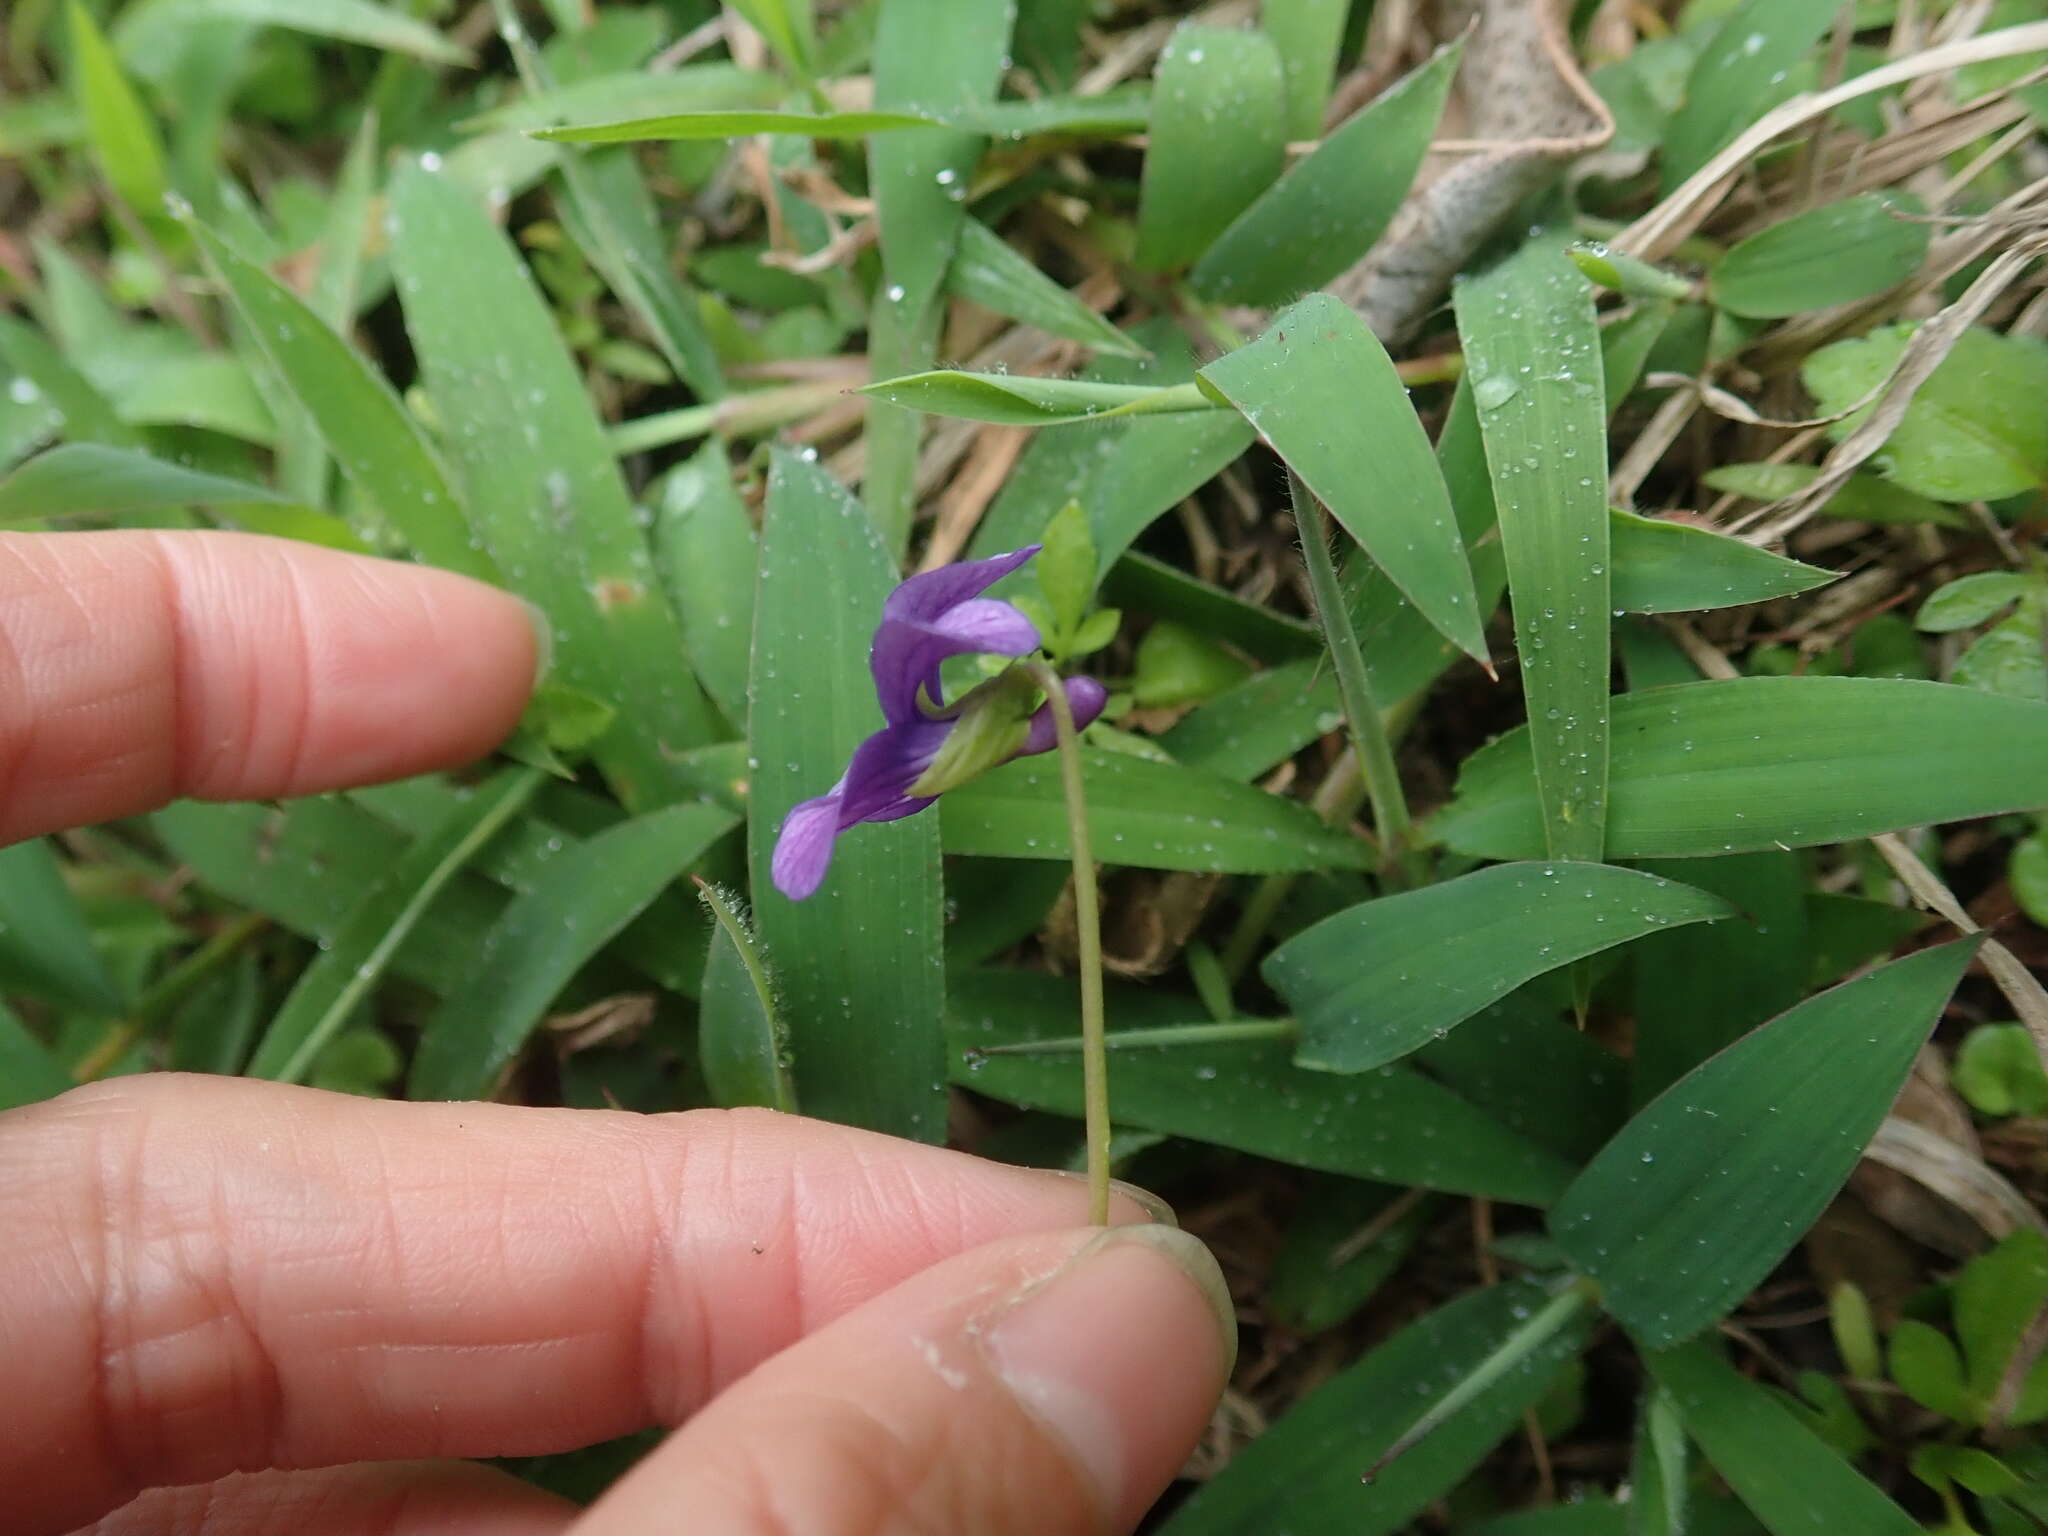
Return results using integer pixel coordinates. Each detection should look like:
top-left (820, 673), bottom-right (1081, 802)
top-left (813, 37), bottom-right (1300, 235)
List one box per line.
top-left (0, 530), bottom-right (538, 844)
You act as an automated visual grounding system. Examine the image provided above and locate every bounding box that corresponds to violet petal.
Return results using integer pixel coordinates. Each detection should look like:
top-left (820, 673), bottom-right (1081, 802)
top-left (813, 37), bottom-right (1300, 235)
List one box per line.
top-left (1019, 676), bottom-right (1110, 757)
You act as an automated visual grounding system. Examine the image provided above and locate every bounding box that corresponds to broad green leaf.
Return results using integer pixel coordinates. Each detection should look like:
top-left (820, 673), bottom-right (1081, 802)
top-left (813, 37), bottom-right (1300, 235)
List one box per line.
top-left (1200, 294), bottom-right (1487, 662)
top-left (1629, 851), bottom-right (1811, 1103)
top-left (1456, 243), bottom-right (1611, 861)
top-left (860, 371), bottom-right (1214, 426)
top-left (1190, 40), bottom-right (1457, 305)
top-left (1135, 24), bottom-right (1287, 272)
top-left (1268, 863), bottom-right (1731, 1073)
top-left (0, 442), bottom-right (284, 523)
top-left (965, 86), bottom-right (1152, 137)
top-left (941, 750), bottom-right (1371, 873)
top-left (1647, 1339), bottom-right (1922, 1535)
top-left (1952, 602), bottom-right (2047, 701)
top-left (187, 220), bottom-right (489, 579)
top-left (651, 441), bottom-right (754, 729)
top-left (865, 0), bottom-right (1015, 547)
top-left (1608, 509), bottom-right (1834, 612)
top-left (1437, 677), bottom-right (2048, 860)
top-left (1704, 461), bottom-right (1967, 527)
top-left (1957, 1229), bottom-right (2048, 1407)
top-left (1710, 193), bottom-right (1929, 318)
top-left (1159, 658), bottom-right (1341, 781)
top-left (748, 451), bottom-right (946, 1140)
top-left (532, 108), bottom-right (939, 143)
top-left (697, 881), bottom-right (797, 1112)
top-left (1264, 0), bottom-right (1349, 138)
top-left (1803, 325), bottom-right (2048, 501)
top-left (1953, 1022), bottom-right (2048, 1118)
top-left (1918, 572), bottom-right (2030, 632)
top-left (410, 803), bottom-right (735, 1099)
top-left (0, 1002), bottom-right (74, 1111)
top-left (969, 319), bottom-right (1254, 575)
top-left (1129, 621), bottom-right (1250, 708)
top-left (1160, 1282), bottom-right (1593, 1535)
top-left (0, 840), bottom-right (125, 1015)
top-left (950, 970), bottom-right (1577, 1203)
top-left (246, 769), bottom-right (543, 1083)
top-left (948, 218), bottom-right (1147, 357)
top-left (149, 0), bottom-right (469, 63)
top-left (113, 352), bottom-right (274, 443)
top-left (67, 0), bottom-right (169, 216)
top-left (1552, 939), bottom-right (1980, 1347)
top-left (389, 165), bottom-right (723, 807)
top-left (1661, 0), bottom-right (1843, 192)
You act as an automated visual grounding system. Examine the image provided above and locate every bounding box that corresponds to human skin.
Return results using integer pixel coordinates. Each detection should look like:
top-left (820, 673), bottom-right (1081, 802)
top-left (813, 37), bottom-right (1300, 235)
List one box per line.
top-left (0, 531), bottom-right (1233, 1536)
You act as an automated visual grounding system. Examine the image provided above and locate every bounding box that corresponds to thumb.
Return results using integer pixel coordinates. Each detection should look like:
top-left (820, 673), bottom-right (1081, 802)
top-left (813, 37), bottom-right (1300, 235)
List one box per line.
top-left (572, 1224), bottom-right (1235, 1535)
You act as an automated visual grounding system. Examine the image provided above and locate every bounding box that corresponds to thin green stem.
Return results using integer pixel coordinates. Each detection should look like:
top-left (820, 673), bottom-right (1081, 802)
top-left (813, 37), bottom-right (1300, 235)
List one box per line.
top-left (1025, 657), bottom-right (1110, 1226)
top-left (975, 1018), bottom-right (1296, 1056)
top-left (1220, 753), bottom-right (1365, 983)
top-left (1291, 473), bottom-right (1425, 888)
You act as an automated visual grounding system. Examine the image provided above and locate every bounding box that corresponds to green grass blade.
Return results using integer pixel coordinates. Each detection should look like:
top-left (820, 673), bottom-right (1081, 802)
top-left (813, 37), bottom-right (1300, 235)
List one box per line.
top-left (727, 0), bottom-right (816, 78)
top-left (186, 219), bottom-right (489, 578)
top-left (1608, 509), bottom-right (1834, 612)
top-left (154, 0), bottom-right (471, 64)
top-left (247, 767), bottom-right (544, 1083)
top-left (1660, 0), bottom-right (1841, 194)
top-left (1191, 40), bottom-right (1458, 306)
top-left (1200, 295), bottom-right (1486, 662)
top-left (388, 164), bottom-right (725, 807)
top-left (409, 802), bottom-right (735, 1100)
top-left (67, 0), bottom-right (168, 217)
top-left (861, 372), bottom-right (1216, 426)
top-left (948, 218), bottom-right (1148, 358)
top-left (952, 970), bottom-right (1576, 1203)
top-left (696, 882), bottom-right (797, 1112)
top-left (748, 450), bottom-right (946, 1140)
top-left (533, 109), bottom-right (939, 142)
top-left (0, 315), bottom-right (140, 448)
top-left (1552, 938), bottom-right (1981, 1348)
top-left (1645, 1339), bottom-right (1922, 1535)
top-left (464, 66), bottom-right (782, 134)
top-left (1264, 0), bottom-right (1349, 138)
top-left (1160, 1281), bottom-right (1593, 1535)
top-left (651, 441), bottom-right (754, 729)
top-left (1455, 243), bottom-right (1612, 859)
top-left (1435, 677), bottom-right (2048, 860)
top-left (0, 442), bottom-right (284, 522)
top-left (1267, 863), bottom-right (1733, 1073)
top-left (1710, 192), bottom-right (1930, 319)
top-left (0, 1001), bottom-right (74, 1110)
top-left (0, 839), bottom-right (124, 1015)
top-left (865, 0), bottom-right (1013, 546)
top-left (1135, 23), bottom-right (1286, 272)
top-left (939, 750), bottom-right (1372, 872)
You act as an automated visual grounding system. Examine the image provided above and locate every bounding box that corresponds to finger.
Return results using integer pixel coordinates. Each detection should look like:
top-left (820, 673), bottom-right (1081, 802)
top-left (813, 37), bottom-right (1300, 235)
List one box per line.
top-left (81, 1460), bottom-right (574, 1536)
top-left (575, 1225), bottom-right (1236, 1536)
top-left (2, 1075), bottom-right (1164, 1535)
top-left (0, 530), bottom-right (538, 843)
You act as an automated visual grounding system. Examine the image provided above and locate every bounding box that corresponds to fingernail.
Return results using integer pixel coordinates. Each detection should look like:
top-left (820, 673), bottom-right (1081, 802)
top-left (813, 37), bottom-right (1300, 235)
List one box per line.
top-left (518, 597), bottom-right (555, 687)
top-left (982, 1226), bottom-right (1236, 1518)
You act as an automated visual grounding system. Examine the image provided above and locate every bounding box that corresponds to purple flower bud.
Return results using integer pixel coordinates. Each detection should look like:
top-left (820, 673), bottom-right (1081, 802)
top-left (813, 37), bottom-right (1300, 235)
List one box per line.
top-left (770, 547), bottom-right (1108, 901)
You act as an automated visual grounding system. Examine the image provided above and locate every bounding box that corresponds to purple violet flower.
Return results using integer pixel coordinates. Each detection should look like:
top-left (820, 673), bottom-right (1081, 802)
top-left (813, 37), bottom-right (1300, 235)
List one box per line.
top-left (771, 545), bottom-right (1108, 900)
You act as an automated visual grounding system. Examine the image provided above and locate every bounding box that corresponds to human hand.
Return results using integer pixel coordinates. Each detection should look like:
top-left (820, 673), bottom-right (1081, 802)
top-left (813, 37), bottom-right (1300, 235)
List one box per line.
top-left (0, 532), bottom-right (1235, 1535)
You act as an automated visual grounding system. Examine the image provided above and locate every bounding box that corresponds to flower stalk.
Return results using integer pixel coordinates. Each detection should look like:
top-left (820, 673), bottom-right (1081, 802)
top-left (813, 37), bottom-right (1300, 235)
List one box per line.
top-left (1025, 656), bottom-right (1112, 1226)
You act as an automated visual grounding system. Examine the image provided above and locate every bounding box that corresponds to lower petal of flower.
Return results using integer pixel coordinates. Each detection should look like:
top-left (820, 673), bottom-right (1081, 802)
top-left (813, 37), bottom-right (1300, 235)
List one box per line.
top-left (1018, 676), bottom-right (1110, 758)
top-left (771, 791), bottom-right (846, 900)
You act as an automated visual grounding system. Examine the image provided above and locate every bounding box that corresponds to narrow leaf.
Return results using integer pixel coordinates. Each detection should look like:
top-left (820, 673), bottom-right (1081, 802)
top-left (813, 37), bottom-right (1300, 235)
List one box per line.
top-left (0, 1002), bottom-right (73, 1111)
top-left (948, 218), bottom-right (1147, 357)
top-left (247, 768), bottom-right (544, 1084)
top-left (1136, 24), bottom-right (1286, 271)
top-left (1455, 243), bottom-right (1611, 861)
top-left (860, 371), bottom-right (1215, 426)
top-left (1267, 862), bottom-right (1733, 1073)
top-left (1264, 0), bottom-right (1349, 138)
top-left (696, 882), bottom-right (797, 1112)
top-left (1199, 294), bottom-right (1487, 662)
top-left (1661, 0), bottom-right (1843, 193)
top-left (0, 840), bottom-right (124, 1015)
top-left (67, 0), bottom-right (168, 216)
top-left (1608, 508), bottom-right (1835, 612)
top-left (748, 451), bottom-right (946, 1140)
top-left (1436, 677), bottom-right (2048, 860)
top-left (652, 441), bottom-right (755, 728)
top-left (532, 108), bottom-right (940, 142)
top-left (1710, 193), bottom-right (1930, 319)
top-left (1191, 40), bottom-right (1458, 306)
top-left (149, 0), bottom-right (470, 64)
top-left (1552, 939), bottom-right (1982, 1347)
top-left (0, 442), bottom-right (284, 522)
